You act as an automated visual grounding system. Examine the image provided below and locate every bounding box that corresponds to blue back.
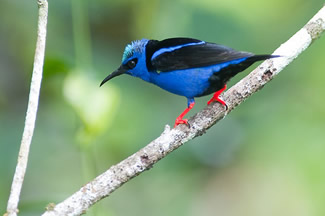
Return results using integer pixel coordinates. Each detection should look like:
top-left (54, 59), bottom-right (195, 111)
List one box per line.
top-left (117, 38), bottom-right (272, 101)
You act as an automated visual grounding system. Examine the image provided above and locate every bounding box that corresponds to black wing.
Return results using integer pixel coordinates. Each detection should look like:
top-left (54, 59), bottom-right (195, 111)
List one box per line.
top-left (147, 38), bottom-right (254, 72)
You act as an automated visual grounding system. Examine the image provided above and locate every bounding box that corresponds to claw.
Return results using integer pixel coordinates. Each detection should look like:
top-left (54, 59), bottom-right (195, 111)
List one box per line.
top-left (174, 118), bottom-right (189, 128)
top-left (207, 84), bottom-right (228, 110)
top-left (174, 102), bottom-right (195, 128)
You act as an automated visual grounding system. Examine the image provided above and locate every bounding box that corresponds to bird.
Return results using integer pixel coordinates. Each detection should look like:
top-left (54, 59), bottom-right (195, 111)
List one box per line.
top-left (100, 37), bottom-right (278, 127)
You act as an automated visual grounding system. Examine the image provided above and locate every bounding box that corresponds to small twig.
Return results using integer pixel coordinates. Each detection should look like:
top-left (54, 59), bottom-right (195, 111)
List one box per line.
top-left (5, 1), bottom-right (48, 216)
top-left (42, 5), bottom-right (325, 216)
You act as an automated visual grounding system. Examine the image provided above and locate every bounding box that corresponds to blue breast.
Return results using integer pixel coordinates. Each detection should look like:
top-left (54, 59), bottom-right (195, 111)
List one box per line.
top-left (149, 58), bottom-right (247, 99)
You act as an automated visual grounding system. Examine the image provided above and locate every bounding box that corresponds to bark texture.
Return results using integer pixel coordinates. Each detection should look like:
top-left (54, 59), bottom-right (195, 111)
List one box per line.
top-left (5, 1), bottom-right (48, 216)
top-left (42, 5), bottom-right (325, 216)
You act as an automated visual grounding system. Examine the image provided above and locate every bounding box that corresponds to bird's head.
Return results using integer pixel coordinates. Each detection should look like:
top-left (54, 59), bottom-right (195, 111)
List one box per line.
top-left (100, 39), bottom-right (150, 86)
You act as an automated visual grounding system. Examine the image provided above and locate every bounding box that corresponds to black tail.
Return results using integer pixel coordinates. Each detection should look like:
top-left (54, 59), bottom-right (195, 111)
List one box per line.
top-left (213, 54), bottom-right (280, 85)
top-left (225, 54), bottom-right (280, 77)
top-left (201, 54), bottom-right (280, 96)
top-left (246, 54), bottom-right (280, 62)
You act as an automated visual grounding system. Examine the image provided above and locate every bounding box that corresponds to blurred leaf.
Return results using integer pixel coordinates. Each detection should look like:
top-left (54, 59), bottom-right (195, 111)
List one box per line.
top-left (1, 0), bottom-right (325, 215)
top-left (63, 70), bottom-right (120, 147)
top-left (43, 57), bottom-right (70, 78)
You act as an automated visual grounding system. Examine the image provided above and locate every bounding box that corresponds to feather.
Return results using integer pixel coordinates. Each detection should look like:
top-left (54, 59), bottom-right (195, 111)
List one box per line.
top-left (147, 38), bottom-right (254, 72)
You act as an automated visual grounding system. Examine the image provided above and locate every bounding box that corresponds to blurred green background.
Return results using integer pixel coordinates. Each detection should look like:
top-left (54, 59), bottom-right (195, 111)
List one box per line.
top-left (1, 0), bottom-right (325, 215)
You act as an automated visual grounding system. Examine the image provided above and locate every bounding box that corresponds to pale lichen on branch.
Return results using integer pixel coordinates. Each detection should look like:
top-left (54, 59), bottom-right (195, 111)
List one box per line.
top-left (5, 1), bottom-right (48, 216)
top-left (42, 5), bottom-right (325, 216)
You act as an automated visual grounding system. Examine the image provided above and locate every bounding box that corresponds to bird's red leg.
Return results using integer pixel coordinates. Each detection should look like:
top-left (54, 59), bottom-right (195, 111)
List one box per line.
top-left (174, 102), bottom-right (195, 128)
top-left (207, 84), bottom-right (228, 109)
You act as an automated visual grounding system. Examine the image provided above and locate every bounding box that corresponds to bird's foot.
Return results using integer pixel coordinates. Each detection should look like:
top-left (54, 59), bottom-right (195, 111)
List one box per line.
top-left (207, 96), bottom-right (228, 110)
top-left (174, 117), bottom-right (189, 128)
top-left (207, 85), bottom-right (228, 110)
top-left (174, 102), bottom-right (195, 128)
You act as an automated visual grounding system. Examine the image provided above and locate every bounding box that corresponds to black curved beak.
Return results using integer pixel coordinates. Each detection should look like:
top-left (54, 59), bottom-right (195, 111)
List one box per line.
top-left (100, 66), bottom-right (126, 87)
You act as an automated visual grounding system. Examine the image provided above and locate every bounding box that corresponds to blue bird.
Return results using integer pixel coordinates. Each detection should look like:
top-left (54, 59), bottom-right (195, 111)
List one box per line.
top-left (100, 38), bottom-right (278, 127)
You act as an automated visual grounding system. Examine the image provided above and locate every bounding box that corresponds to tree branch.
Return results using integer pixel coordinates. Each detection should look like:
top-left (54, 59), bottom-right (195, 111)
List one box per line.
top-left (5, 1), bottom-right (48, 216)
top-left (42, 5), bottom-right (325, 216)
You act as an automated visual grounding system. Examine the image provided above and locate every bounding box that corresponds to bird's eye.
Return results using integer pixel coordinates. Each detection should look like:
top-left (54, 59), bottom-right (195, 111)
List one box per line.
top-left (127, 59), bottom-right (137, 69)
